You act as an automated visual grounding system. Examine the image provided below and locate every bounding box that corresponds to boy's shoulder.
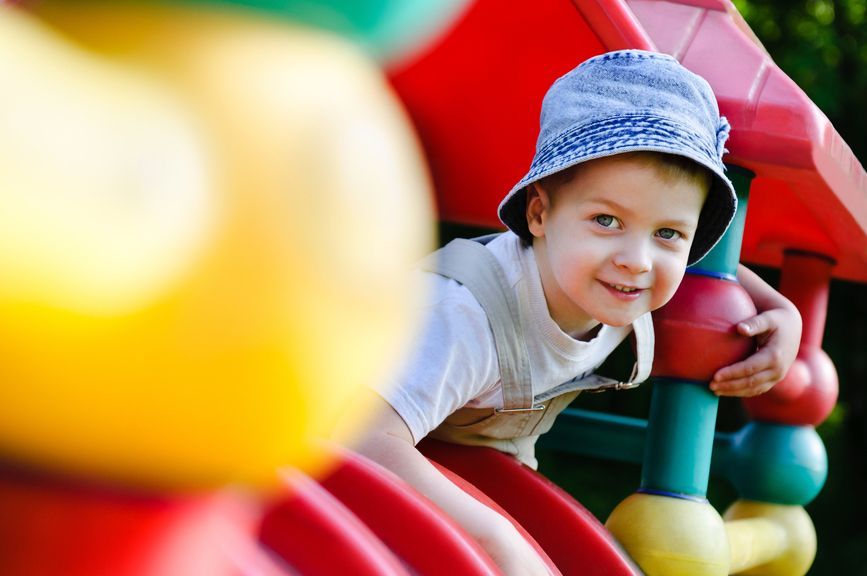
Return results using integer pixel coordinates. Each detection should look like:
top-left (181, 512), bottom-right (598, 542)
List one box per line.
top-left (423, 232), bottom-right (528, 296)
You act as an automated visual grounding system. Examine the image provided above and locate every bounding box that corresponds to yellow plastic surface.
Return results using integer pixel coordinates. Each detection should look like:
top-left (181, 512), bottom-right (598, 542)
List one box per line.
top-left (724, 500), bottom-right (816, 576)
top-left (606, 492), bottom-right (730, 576)
top-left (0, 4), bottom-right (433, 490)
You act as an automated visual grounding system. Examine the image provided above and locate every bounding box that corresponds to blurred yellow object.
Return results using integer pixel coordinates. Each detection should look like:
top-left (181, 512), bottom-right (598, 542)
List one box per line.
top-left (0, 7), bottom-right (214, 315)
top-left (724, 500), bottom-right (816, 576)
top-left (606, 492), bottom-right (730, 576)
top-left (0, 4), bottom-right (433, 490)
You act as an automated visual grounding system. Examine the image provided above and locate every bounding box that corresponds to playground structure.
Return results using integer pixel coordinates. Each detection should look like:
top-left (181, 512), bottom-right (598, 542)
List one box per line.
top-left (0, 1), bottom-right (865, 575)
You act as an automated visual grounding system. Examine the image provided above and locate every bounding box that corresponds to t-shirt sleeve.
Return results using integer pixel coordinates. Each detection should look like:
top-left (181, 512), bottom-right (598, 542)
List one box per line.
top-left (370, 275), bottom-right (499, 444)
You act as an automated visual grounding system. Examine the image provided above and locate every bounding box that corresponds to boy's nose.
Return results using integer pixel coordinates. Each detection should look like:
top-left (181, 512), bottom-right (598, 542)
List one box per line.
top-left (613, 238), bottom-right (652, 274)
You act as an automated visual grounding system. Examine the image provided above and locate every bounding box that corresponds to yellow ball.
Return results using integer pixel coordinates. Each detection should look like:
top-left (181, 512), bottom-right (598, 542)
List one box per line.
top-left (724, 500), bottom-right (816, 576)
top-left (606, 492), bottom-right (730, 576)
top-left (0, 5), bottom-right (433, 490)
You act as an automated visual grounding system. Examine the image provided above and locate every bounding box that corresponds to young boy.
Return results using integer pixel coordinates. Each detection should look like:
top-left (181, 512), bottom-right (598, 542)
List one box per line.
top-left (354, 50), bottom-right (801, 574)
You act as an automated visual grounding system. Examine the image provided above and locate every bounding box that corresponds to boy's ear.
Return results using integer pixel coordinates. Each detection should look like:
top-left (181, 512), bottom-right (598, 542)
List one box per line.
top-left (526, 182), bottom-right (550, 238)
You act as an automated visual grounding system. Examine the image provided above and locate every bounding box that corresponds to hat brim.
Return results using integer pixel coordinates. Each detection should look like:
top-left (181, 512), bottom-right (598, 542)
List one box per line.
top-left (498, 115), bottom-right (736, 265)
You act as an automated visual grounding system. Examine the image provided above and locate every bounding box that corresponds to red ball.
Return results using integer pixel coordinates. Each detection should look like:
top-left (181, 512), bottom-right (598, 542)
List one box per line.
top-left (743, 347), bottom-right (838, 426)
top-left (651, 274), bottom-right (757, 382)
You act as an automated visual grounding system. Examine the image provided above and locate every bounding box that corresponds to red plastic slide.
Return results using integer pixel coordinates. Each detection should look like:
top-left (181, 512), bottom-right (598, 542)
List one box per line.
top-left (420, 438), bottom-right (642, 576)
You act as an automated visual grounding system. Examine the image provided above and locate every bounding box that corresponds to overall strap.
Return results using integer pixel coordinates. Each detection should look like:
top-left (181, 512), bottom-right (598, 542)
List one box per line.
top-left (419, 237), bottom-right (535, 411)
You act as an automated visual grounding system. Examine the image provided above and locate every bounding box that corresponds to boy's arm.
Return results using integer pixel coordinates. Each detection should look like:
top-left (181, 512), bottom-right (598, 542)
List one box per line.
top-left (348, 389), bottom-right (551, 576)
top-left (709, 264), bottom-right (802, 397)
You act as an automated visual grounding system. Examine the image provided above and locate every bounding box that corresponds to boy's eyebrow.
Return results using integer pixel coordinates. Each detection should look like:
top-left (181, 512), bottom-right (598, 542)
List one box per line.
top-left (585, 197), bottom-right (630, 213)
top-left (659, 218), bottom-right (699, 231)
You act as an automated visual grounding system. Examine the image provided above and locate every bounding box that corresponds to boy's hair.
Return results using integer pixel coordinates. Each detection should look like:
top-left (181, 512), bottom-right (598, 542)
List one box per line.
top-left (536, 151), bottom-right (713, 201)
top-left (499, 50), bottom-right (737, 265)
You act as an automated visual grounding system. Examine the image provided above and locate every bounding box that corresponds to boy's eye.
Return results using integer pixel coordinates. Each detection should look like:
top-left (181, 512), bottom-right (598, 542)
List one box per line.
top-left (594, 214), bottom-right (620, 229)
top-left (656, 228), bottom-right (682, 241)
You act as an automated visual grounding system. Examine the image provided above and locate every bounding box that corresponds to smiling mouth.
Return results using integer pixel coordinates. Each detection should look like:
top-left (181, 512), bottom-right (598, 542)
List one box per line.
top-left (602, 281), bottom-right (645, 294)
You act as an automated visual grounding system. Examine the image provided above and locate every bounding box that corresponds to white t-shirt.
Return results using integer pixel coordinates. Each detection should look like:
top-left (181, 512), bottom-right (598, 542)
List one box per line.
top-left (375, 232), bottom-right (647, 444)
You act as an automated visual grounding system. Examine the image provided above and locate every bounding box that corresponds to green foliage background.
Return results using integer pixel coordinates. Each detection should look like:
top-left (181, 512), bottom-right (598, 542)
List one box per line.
top-left (537, 2), bottom-right (867, 574)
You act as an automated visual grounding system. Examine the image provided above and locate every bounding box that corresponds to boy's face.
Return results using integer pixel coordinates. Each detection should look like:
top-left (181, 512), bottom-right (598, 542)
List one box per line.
top-left (526, 155), bottom-right (707, 339)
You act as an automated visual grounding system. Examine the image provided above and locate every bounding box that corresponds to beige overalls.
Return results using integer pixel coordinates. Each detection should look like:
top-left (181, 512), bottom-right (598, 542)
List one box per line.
top-left (420, 237), bottom-right (653, 468)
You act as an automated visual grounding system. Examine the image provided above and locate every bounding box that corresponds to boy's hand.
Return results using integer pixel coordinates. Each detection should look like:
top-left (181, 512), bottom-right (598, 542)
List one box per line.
top-left (710, 308), bottom-right (801, 397)
top-left (710, 265), bottom-right (802, 398)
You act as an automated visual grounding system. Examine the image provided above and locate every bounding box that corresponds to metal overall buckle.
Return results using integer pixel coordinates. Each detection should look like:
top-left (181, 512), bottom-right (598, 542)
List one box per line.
top-left (587, 363), bottom-right (642, 393)
top-left (494, 404), bottom-right (546, 414)
top-left (586, 380), bottom-right (641, 393)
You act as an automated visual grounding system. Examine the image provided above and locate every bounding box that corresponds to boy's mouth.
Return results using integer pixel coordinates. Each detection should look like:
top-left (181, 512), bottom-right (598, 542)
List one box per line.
top-left (600, 281), bottom-right (645, 296)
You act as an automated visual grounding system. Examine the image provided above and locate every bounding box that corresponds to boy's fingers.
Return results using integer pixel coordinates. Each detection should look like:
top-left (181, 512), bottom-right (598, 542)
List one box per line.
top-left (738, 313), bottom-right (771, 337)
top-left (709, 370), bottom-right (776, 397)
top-left (713, 354), bottom-right (771, 382)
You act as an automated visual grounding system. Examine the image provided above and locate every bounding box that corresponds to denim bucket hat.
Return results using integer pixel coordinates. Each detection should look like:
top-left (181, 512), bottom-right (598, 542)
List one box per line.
top-left (499, 50), bottom-right (736, 266)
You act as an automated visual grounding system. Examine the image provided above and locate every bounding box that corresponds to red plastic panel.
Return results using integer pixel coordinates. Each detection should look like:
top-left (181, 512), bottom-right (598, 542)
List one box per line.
top-left (570, 0), bottom-right (655, 51)
top-left (387, 0), bottom-right (608, 231)
top-left (317, 447), bottom-right (500, 575)
top-left (261, 469), bottom-right (409, 576)
top-left (419, 439), bottom-right (641, 576)
top-left (0, 468), bottom-right (286, 576)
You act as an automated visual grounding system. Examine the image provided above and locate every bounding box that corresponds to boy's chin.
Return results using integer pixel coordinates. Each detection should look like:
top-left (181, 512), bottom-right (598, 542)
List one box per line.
top-left (606, 319), bottom-right (637, 328)
top-left (598, 314), bottom-right (643, 328)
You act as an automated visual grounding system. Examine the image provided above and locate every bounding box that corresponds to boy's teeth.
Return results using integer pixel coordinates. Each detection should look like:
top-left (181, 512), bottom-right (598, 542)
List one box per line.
top-left (613, 284), bottom-right (636, 293)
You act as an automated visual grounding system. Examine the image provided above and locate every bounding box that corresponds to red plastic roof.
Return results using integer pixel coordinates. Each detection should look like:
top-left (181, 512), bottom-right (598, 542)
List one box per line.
top-left (388, 0), bottom-right (867, 283)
